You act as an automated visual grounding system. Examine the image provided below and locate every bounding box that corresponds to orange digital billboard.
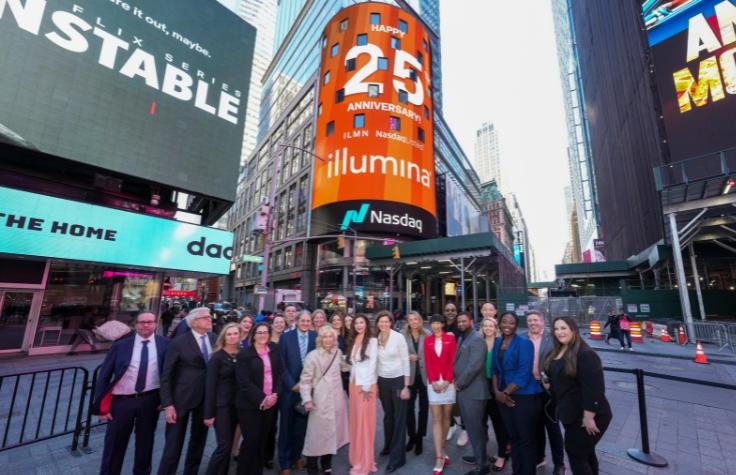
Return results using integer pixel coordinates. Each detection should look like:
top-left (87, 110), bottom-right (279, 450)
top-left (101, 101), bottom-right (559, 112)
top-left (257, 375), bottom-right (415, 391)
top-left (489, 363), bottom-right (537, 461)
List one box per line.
top-left (311, 3), bottom-right (436, 238)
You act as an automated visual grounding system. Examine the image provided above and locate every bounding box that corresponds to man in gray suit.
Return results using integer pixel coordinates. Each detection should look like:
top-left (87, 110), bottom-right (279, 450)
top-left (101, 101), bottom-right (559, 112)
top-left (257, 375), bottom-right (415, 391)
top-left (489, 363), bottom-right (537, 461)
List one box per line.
top-left (454, 312), bottom-right (490, 475)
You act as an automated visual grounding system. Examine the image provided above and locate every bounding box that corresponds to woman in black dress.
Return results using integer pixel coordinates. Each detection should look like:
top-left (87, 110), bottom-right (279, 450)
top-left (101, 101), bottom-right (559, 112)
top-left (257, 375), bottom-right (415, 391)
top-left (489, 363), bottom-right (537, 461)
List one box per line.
top-left (543, 316), bottom-right (612, 475)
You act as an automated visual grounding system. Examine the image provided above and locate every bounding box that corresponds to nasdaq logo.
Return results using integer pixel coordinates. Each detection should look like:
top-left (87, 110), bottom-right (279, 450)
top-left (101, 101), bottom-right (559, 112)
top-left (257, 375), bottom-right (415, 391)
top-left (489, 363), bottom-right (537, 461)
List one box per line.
top-left (340, 203), bottom-right (370, 230)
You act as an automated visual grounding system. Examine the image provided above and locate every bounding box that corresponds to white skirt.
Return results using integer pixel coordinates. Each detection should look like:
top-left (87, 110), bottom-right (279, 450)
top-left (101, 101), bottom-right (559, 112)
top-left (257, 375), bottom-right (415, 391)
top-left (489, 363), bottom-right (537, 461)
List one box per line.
top-left (427, 381), bottom-right (456, 405)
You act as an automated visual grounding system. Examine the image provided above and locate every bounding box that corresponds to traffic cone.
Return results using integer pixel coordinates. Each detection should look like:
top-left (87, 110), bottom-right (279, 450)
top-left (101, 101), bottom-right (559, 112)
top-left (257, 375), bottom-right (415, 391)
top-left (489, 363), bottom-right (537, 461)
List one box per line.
top-left (660, 327), bottom-right (671, 343)
top-left (694, 341), bottom-right (708, 364)
top-left (678, 325), bottom-right (687, 345)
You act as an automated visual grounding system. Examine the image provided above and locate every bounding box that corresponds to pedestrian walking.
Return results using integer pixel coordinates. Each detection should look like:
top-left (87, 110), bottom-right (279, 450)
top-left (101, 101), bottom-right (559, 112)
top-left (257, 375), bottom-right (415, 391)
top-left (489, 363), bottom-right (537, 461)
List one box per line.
top-left (375, 311), bottom-right (411, 473)
top-left (424, 314), bottom-right (457, 474)
top-left (479, 317), bottom-right (509, 472)
top-left (403, 311), bottom-right (429, 456)
top-left (157, 307), bottom-right (216, 475)
top-left (347, 314), bottom-right (379, 475)
top-left (454, 312), bottom-right (490, 475)
top-left (67, 313), bottom-right (99, 354)
top-left (602, 311), bottom-right (620, 346)
top-left (492, 311), bottom-right (543, 475)
top-left (92, 312), bottom-right (167, 475)
top-left (618, 313), bottom-right (633, 350)
top-left (299, 325), bottom-right (349, 475)
top-left (203, 323), bottom-right (243, 475)
top-left (234, 322), bottom-right (283, 475)
top-left (543, 316), bottom-right (612, 475)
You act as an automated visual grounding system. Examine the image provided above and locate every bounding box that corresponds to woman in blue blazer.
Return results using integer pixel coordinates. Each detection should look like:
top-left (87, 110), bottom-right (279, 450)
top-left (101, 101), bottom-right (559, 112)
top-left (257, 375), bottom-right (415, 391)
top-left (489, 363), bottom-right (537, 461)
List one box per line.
top-left (492, 312), bottom-right (543, 475)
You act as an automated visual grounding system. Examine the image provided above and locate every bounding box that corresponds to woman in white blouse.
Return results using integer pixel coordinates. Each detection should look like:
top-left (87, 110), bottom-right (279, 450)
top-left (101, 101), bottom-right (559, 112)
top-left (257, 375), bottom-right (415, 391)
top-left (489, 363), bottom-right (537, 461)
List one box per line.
top-left (347, 314), bottom-right (378, 475)
top-left (375, 310), bottom-right (411, 473)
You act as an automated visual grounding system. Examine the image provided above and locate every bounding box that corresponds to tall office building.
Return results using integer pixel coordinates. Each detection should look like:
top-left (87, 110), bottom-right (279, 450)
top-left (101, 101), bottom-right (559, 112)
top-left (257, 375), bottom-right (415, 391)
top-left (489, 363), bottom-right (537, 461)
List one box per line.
top-left (472, 121), bottom-right (502, 187)
top-left (505, 192), bottom-right (533, 281)
top-left (551, 0), bottom-right (599, 259)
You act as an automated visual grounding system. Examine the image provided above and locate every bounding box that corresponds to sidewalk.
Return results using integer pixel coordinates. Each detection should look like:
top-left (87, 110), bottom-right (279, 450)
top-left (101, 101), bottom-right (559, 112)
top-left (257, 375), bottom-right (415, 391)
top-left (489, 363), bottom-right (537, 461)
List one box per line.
top-left (585, 332), bottom-right (736, 365)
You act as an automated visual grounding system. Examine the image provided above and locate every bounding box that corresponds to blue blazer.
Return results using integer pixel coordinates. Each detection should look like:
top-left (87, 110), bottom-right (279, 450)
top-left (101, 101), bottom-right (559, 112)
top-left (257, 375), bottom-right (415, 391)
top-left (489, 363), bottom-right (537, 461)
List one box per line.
top-left (492, 334), bottom-right (541, 395)
top-left (92, 333), bottom-right (168, 414)
top-left (279, 329), bottom-right (316, 392)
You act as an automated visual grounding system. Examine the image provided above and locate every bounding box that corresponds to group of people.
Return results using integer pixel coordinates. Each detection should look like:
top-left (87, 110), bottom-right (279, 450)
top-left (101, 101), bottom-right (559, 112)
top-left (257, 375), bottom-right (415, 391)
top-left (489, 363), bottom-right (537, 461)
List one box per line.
top-left (92, 301), bottom-right (612, 475)
top-left (603, 311), bottom-right (633, 350)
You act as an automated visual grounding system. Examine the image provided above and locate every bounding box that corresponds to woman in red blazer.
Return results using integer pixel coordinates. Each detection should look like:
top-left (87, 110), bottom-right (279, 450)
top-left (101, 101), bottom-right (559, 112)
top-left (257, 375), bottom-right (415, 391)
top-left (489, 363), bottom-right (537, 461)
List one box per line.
top-left (424, 314), bottom-right (457, 474)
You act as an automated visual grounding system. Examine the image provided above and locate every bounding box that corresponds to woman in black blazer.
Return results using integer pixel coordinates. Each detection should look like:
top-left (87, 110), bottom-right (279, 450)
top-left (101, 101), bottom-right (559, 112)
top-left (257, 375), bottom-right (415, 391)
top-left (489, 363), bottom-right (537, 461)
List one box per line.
top-left (543, 316), bottom-right (611, 475)
top-left (235, 322), bottom-right (283, 475)
top-left (204, 323), bottom-right (243, 475)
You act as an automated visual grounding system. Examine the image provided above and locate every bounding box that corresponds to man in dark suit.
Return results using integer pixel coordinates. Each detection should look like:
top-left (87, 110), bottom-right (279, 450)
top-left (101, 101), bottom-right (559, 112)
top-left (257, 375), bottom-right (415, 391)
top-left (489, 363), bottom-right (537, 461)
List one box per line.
top-left (92, 312), bottom-right (168, 475)
top-left (454, 312), bottom-right (490, 475)
top-left (157, 307), bottom-right (217, 475)
top-left (277, 310), bottom-right (316, 475)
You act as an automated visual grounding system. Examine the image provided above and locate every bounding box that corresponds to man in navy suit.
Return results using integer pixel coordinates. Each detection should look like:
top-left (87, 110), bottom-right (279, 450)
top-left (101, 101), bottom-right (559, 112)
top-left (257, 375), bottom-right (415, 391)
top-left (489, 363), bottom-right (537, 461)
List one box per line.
top-left (277, 310), bottom-right (316, 474)
top-left (92, 312), bottom-right (168, 475)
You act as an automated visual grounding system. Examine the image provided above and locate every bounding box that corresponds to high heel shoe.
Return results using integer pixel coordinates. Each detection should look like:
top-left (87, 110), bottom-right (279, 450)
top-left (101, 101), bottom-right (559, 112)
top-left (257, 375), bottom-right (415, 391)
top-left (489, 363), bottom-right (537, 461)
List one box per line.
top-left (443, 455), bottom-right (450, 467)
top-left (433, 457), bottom-right (444, 475)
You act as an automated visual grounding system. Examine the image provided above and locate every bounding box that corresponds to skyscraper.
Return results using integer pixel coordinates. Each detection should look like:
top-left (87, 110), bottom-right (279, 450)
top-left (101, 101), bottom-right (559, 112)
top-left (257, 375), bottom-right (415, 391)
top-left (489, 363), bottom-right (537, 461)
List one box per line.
top-left (472, 121), bottom-right (502, 186)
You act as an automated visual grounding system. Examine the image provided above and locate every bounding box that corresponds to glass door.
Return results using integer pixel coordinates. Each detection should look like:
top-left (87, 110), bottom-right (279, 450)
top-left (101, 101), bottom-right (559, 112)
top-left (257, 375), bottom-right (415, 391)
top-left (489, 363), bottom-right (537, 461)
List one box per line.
top-left (0, 291), bottom-right (38, 352)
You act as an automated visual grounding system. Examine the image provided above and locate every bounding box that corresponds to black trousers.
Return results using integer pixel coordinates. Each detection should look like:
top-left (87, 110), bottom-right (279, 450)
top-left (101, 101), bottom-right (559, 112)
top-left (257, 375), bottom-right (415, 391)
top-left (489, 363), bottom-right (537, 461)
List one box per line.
top-left (563, 412), bottom-right (612, 475)
top-left (498, 393), bottom-right (542, 475)
top-left (277, 391), bottom-right (308, 469)
top-left (484, 394), bottom-right (509, 459)
top-left (205, 405), bottom-right (238, 475)
top-left (406, 377), bottom-right (428, 440)
top-left (238, 407), bottom-right (278, 475)
top-left (306, 454), bottom-right (333, 475)
top-left (536, 391), bottom-right (565, 467)
top-left (378, 376), bottom-right (408, 468)
top-left (157, 403), bottom-right (209, 475)
top-left (264, 409), bottom-right (277, 465)
top-left (620, 330), bottom-right (632, 348)
top-left (100, 391), bottom-right (160, 475)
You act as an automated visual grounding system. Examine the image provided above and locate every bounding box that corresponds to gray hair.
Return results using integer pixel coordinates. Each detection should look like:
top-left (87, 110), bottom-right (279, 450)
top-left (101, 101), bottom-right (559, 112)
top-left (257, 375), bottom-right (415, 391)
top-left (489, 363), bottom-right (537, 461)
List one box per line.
top-left (296, 309), bottom-right (312, 321)
top-left (186, 307), bottom-right (211, 324)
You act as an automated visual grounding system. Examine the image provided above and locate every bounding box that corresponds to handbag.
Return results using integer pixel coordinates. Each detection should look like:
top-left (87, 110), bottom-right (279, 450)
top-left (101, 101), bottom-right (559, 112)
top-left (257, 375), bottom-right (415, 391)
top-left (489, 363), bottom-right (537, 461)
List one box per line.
top-left (293, 349), bottom-right (339, 415)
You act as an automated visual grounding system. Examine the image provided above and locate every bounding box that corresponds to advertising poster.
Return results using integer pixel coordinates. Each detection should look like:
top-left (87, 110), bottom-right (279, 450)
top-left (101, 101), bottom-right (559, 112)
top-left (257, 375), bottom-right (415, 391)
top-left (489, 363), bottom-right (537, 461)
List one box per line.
top-left (311, 3), bottom-right (436, 238)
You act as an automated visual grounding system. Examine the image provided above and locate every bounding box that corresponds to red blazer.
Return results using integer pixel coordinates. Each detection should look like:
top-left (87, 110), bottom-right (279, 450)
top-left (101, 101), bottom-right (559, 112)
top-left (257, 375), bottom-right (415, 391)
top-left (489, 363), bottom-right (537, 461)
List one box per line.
top-left (424, 332), bottom-right (457, 383)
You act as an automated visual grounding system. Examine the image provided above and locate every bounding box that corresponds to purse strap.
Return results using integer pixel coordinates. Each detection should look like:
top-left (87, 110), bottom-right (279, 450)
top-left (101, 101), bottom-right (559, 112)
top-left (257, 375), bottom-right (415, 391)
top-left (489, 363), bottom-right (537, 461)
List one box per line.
top-left (313, 349), bottom-right (339, 389)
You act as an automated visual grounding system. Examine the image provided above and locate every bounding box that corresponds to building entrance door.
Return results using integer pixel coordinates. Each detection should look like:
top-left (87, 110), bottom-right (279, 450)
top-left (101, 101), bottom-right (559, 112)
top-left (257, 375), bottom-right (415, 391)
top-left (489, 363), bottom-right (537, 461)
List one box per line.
top-left (0, 290), bottom-right (42, 353)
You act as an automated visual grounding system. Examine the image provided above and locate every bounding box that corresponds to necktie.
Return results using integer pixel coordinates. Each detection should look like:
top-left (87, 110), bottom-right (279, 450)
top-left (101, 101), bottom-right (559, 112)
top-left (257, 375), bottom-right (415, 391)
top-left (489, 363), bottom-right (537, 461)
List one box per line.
top-left (298, 333), bottom-right (307, 361)
top-left (201, 335), bottom-right (209, 360)
top-left (135, 340), bottom-right (149, 393)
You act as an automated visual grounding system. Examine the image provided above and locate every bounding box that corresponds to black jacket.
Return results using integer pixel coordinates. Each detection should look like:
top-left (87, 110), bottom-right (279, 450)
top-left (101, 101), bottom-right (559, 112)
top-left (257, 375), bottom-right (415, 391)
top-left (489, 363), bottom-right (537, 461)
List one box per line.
top-left (159, 331), bottom-right (217, 411)
top-left (548, 346), bottom-right (610, 425)
top-left (234, 342), bottom-right (283, 410)
top-left (204, 349), bottom-right (239, 419)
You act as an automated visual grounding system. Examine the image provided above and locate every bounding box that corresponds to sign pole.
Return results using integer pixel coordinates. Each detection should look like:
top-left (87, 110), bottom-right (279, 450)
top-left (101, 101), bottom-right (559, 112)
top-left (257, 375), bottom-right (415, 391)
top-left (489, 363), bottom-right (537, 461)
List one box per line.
top-left (258, 146), bottom-right (283, 314)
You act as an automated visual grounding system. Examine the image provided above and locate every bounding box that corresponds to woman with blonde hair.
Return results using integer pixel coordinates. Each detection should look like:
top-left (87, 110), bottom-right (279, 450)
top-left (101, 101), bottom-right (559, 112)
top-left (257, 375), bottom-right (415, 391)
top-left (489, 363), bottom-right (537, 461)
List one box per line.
top-left (204, 322), bottom-right (244, 475)
top-left (403, 311), bottom-right (429, 455)
top-left (299, 325), bottom-right (349, 475)
top-left (480, 317), bottom-right (509, 472)
top-left (312, 309), bottom-right (327, 332)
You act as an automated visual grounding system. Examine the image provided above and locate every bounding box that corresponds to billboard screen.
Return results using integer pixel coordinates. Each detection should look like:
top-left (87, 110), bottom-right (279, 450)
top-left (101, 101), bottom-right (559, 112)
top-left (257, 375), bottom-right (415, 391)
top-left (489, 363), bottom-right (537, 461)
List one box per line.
top-left (0, 0), bottom-right (255, 201)
top-left (311, 3), bottom-right (436, 238)
top-left (643, 0), bottom-right (736, 160)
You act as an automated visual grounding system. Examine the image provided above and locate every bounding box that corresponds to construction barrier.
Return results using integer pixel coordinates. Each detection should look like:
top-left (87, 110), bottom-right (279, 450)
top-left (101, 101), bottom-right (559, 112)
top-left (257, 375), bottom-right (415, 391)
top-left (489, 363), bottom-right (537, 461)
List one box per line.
top-left (645, 321), bottom-right (654, 338)
top-left (589, 320), bottom-right (603, 340)
top-left (630, 322), bottom-right (643, 343)
top-left (688, 321), bottom-right (734, 352)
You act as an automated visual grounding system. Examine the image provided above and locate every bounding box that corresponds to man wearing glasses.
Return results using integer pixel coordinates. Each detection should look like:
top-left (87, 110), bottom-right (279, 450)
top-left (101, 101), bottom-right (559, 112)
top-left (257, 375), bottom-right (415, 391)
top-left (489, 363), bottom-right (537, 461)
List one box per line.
top-left (158, 307), bottom-right (217, 475)
top-left (92, 312), bottom-right (168, 475)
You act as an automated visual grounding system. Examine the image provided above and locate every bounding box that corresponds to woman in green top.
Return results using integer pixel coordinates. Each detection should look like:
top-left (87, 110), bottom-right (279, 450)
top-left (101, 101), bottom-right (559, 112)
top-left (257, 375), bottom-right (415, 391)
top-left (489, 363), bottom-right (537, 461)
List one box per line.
top-left (481, 317), bottom-right (510, 472)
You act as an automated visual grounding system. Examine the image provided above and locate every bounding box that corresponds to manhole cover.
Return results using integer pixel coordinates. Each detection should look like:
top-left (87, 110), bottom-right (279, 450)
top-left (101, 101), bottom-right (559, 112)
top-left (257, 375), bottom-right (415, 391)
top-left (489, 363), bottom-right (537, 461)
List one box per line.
top-left (614, 381), bottom-right (658, 392)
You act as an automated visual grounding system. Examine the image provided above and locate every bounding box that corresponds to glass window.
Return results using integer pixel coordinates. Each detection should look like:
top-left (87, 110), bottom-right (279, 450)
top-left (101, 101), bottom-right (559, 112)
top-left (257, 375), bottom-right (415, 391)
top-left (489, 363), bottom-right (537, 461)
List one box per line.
top-left (417, 51), bottom-right (423, 65)
top-left (389, 116), bottom-right (400, 131)
top-left (330, 43), bottom-right (339, 57)
top-left (399, 19), bottom-right (408, 33)
top-left (346, 58), bottom-right (356, 71)
top-left (326, 121), bottom-right (335, 136)
top-left (424, 105), bottom-right (430, 119)
top-left (378, 57), bottom-right (389, 70)
top-left (422, 39), bottom-right (428, 51)
top-left (409, 69), bottom-right (417, 81)
top-left (339, 18), bottom-right (348, 32)
top-left (398, 90), bottom-right (408, 104)
top-left (368, 84), bottom-right (380, 98)
top-left (284, 247), bottom-right (294, 268)
top-left (323, 71), bottom-right (330, 85)
top-left (321, 36), bottom-right (327, 48)
top-left (354, 114), bottom-right (365, 128)
top-left (336, 88), bottom-right (345, 103)
top-left (391, 37), bottom-right (400, 49)
top-left (370, 13), bottom-right (381, 25)
top-left (357, 34), bottom-right (367, 46)
top-left (418, 127), bottom-right (425, 142)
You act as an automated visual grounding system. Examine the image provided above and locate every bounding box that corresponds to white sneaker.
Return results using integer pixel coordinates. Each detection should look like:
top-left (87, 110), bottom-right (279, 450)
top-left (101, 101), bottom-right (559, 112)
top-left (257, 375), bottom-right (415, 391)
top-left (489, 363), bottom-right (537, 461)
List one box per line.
top-left (456, 429), bottom-right (469, 447)
top-left (446, 425), bottom-right (457, 441)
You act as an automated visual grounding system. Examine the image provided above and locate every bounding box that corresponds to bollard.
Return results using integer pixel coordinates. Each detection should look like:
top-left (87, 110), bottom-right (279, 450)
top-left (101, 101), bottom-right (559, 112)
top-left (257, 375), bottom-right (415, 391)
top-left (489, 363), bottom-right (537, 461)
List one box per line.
top-left (589, 321), bottom-right (603, 340)
top-left (630, 322), bottom-right (643, 343)
top-left (626, 369), bottom-right (668, 467)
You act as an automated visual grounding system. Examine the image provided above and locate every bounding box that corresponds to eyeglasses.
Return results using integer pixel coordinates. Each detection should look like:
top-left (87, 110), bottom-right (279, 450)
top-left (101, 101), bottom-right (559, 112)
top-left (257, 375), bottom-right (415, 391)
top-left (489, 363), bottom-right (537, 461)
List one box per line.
top-left (254, 330), bottom-right (270, 335)
top-left (136, 321), bottom-right (156, 325)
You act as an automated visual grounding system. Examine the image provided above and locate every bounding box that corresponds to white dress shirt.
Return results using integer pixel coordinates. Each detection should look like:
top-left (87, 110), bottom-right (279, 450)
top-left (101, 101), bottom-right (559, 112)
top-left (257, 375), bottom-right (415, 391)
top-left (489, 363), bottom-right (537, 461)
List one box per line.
top-left (191, 329), bottom-right (212, 359)
top-left (350, 337), bottom-right (378, 392)
top-left (112, 334), bottom-right (159, 395)
top-left (377, 330), bottom-right (411, 379)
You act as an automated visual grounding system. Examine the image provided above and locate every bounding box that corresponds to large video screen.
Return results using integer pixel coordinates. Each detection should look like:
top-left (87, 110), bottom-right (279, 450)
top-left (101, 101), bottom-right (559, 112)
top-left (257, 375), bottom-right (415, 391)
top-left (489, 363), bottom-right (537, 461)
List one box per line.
top-left (643, 0), bottom-right (736, 160)
top-left (0, 0), bottom-right (255, 201)
top-left (311, 3), bottom-right (437, 238)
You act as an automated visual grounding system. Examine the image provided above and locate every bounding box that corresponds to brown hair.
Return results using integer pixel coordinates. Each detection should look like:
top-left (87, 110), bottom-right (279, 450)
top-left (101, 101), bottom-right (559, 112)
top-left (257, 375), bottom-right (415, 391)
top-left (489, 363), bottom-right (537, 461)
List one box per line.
top-left (543, 316), bottom-right (594, 378)
top-left (249, 322), bottom-right (272, 347)
top-left (347, 314), bottom-right (372, 363)
top-left (374, 310), bottom-right (394, 334)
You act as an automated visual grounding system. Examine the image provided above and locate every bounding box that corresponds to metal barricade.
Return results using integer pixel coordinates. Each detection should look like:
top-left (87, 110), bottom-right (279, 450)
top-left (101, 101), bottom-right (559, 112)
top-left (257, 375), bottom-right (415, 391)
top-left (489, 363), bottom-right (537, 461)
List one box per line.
top-left (688, 321), bottom-right (733, 352)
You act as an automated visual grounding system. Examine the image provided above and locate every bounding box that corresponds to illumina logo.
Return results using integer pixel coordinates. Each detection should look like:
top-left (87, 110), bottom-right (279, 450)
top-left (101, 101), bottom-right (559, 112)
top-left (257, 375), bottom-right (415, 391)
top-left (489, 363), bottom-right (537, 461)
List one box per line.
top-left (339, 203), bottom-right (423, 234)
top-left (326, 147), bottom-right (432, 188)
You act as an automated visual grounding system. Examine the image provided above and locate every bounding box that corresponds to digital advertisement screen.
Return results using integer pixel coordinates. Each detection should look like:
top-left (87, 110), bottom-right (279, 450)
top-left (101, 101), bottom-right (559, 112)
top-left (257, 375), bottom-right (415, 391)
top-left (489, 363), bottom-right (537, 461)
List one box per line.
top-left (311, 3), bottom-right (437, 238)
top-left (0, 0), bottom-right (255, 201)
top-left (0, 186), bottom-right (234, 274)
top-left (643, 0), bottom-right (736, 160)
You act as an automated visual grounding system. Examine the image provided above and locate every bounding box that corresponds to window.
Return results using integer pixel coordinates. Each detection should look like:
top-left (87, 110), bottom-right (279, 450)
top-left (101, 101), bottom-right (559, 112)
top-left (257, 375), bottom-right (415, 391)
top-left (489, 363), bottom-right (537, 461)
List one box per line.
top-left (418, 127), bottom-right (425, 142)
top-left (339, 18), bottom-right (348, 31)
top-left (399, 19), bottom-right (408, 33)
top-left (354, 113), bottom-right (365, 128)
top-left (398, 89), bottom-right (408, 104)
top-left (357, 34), bottom-right (367, 46)
top-left (318, 103), bottom-right (323, 116)
top-left (323, 71), bottom-right (330, 85)
top-left (409, 69), bottom-right (417, 81)
top-left (377, 57), bottom-right (389, 70)
top-left (370, 13), bottom-right (381, 25)
top-left (346, 58), bottom-right (356, 71)
top-left (336, 88), bottom-right (345, 103)
top-left (422, 39), bottom-right (428, 51)
top-left (423, 105), bottom-right (430, 119)
top-left (389, 116), bottom-right (401, 131)
top-left (326, 121), bottom-right (335, 136)
top-left (330, 43), bottom-right (339, 57)
top-left (417, 51), bottom-right (424, 65)
top-left (390, 37), bottom-right (400, 49)
top-left (321, 36), bottom-right (327, 48)
top-left (368, 84), bottom-right (380, 98)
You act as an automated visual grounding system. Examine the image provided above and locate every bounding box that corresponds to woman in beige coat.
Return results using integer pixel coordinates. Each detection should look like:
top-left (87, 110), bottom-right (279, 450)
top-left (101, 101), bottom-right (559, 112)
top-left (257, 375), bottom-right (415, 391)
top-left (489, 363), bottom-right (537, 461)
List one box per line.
top-left (300, 325), bottom-right (349, 475)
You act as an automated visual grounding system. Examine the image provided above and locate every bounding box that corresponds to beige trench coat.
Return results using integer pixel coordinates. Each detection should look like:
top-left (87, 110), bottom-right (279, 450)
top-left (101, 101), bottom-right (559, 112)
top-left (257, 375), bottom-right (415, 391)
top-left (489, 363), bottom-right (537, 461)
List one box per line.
top-left (299, 347), bottom-right (350, 456)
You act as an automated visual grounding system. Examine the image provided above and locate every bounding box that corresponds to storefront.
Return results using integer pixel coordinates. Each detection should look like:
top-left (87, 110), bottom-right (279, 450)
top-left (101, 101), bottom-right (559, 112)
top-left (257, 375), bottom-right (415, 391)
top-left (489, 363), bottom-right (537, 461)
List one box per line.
top-left (0, 186), bottom-right (233, 355)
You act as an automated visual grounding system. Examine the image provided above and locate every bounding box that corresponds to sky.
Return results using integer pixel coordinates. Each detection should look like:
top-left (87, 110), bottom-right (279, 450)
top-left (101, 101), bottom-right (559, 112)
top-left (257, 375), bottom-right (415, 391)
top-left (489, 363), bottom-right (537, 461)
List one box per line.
top-left (440, 0), bottom-right (570, 280)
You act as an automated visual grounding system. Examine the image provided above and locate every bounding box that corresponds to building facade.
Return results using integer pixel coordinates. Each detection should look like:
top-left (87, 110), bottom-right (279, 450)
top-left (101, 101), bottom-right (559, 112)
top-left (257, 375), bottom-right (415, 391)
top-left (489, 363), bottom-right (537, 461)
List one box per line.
top-left (472, 121), bottom-right (502, 187)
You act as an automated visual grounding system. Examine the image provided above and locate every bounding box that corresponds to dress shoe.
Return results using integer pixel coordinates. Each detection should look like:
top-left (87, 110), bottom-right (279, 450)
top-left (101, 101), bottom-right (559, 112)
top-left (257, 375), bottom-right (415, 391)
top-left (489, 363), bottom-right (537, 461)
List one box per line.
top-left (462, 455), bottom-right (475, 465)
top-left (414, 437), bottom-right (423, 455)
top-left (386, 462), bottom-right (404, 473)
top-left (293, 459), bottom-right (306, 470)
top-left (405, 436), bottom-right (415, 452)
top-left (553, 464), bottom-right (567, 475)
top-left (379, 447), bottom-right (390, 456)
